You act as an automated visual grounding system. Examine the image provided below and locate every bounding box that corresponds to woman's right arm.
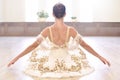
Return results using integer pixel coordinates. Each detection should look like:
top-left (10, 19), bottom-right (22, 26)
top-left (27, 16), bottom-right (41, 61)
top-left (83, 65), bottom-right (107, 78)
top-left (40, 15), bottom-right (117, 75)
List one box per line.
top-left (7, 38), bottom-right (42, 67)
top-left (8, 27), bottom-right (50, 67)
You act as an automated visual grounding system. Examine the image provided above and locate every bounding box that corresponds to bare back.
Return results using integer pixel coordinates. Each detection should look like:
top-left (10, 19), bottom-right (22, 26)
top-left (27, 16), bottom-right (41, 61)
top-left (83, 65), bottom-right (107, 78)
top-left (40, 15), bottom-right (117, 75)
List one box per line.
top-left (41, 24), bottom-right (77, 46)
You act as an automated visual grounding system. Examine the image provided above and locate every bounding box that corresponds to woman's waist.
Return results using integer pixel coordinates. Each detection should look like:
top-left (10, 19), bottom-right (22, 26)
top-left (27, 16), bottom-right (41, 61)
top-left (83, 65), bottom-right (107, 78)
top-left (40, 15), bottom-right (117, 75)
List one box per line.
top-left (50, 46), bottom-right (78, 50)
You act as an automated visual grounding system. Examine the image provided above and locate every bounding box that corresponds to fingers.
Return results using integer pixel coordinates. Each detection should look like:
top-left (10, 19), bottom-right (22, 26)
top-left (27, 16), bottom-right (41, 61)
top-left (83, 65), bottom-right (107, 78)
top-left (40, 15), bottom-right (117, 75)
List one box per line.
top-left (7, 61), bottom-right (14, 67)
top-left (106, 60), bottom-right (111, 66)
top-left (7, 63), bottom-right (11, 67)
top-left (7, 63), bottom-right (12, 67)
top-left (103, 59), bottom-right (111, 67)
top-left (100, 57), bottom-right (111, 67)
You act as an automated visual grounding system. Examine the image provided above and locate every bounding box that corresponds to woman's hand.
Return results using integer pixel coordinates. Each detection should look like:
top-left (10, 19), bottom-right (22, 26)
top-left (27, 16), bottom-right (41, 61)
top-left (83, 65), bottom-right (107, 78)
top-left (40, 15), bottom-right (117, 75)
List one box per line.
top-left (99, 56), bottom-right (111, 66)
top-left (8, 58), bottom-right (18, 67)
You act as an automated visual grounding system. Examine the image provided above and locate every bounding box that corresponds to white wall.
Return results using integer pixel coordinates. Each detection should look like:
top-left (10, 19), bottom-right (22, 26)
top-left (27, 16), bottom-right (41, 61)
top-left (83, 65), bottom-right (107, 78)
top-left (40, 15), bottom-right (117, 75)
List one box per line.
top-left (25, 0), bottom-right (39, 22)
top-left (0, 0), bottom-right (3, 22)
top-left (0, 0), bottom-right (120, 22)
top-left (93, 0), bottom-right (120, 22)
top-left (73, 0), bottom-right (93, 22)
top-left (3, 0), bottom-right (25, 22)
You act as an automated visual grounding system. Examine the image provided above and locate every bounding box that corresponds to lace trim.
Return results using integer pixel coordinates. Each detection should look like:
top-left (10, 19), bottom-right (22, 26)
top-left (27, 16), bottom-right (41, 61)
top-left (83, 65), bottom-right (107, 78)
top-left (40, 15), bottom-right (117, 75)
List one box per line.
top-left (36, 34), bottom-right (45, 44)
top-left (28, 49), bottom-right (90, 73)
top-left (74, 33), bottom-right (83, 44)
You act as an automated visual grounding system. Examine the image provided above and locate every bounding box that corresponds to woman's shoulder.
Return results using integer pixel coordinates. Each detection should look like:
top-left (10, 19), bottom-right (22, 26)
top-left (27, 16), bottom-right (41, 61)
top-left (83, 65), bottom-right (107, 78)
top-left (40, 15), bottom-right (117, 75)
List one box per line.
top-left (68, 26), bottom-right (78, 38)
top-left (40, 25), bottom-right (53, 37)
top-left (42, 25), bottom-right (53, 32)
top-left (67, 26), bottom-right (76, 31)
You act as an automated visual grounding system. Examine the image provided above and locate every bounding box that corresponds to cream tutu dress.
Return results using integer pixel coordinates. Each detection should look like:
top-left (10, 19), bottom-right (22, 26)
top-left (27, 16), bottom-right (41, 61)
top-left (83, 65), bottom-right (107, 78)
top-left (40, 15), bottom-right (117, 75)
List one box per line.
top-left (24, 27), bottom-right (94, 80)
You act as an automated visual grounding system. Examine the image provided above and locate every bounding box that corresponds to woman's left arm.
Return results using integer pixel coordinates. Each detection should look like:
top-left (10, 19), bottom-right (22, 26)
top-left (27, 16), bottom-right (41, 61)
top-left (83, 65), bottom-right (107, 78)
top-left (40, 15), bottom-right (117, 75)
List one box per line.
top-left (80, 39), bottom-right (111, 66)
top-left (69, 27), bottom-right (110, 66)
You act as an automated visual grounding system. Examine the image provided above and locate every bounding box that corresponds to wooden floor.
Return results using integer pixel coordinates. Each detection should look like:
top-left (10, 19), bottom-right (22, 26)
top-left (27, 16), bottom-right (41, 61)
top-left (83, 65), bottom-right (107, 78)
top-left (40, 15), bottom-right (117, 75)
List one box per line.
top-left (0, 36), bottom-right (120, 80)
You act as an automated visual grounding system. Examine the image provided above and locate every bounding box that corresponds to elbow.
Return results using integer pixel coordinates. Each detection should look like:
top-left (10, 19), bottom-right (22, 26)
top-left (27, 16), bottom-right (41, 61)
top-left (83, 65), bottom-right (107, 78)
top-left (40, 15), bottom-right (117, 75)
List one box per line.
top-left (29, 44), bottom-right (38, 50)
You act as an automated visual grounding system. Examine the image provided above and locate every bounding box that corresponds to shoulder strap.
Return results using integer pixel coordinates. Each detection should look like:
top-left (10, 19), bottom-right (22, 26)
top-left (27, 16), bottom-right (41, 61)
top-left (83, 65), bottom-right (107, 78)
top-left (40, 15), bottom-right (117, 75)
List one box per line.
top-left (66, 27), bottom-right (70, 42)
top-left (49, 27), bottom-right (53, 42)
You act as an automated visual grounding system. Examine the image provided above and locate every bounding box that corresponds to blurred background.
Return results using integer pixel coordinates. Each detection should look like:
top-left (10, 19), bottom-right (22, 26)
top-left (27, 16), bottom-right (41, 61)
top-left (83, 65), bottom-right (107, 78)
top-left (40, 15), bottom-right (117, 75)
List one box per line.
top-left (0, 0), bottom-right (120, 22)
top-left (0, 0), bottom-right (120, 80)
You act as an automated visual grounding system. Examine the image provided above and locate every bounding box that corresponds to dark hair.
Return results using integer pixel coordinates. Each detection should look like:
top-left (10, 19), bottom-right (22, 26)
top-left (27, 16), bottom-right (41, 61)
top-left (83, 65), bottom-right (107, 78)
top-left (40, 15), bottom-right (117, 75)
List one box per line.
top-left (53, 3), bottom-right (66, 19)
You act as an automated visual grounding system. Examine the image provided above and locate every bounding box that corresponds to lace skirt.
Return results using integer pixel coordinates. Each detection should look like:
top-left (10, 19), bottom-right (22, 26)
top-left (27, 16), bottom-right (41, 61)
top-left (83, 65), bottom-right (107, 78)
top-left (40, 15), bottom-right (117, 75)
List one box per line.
top-left (24, 48), bottom-right (94, 80)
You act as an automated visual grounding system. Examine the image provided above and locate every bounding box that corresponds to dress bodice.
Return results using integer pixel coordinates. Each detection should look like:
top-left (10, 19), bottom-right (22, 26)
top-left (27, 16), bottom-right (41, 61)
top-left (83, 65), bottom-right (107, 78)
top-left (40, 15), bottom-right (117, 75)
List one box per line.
top-left (37, 36), bottom-right (80, 51)
top-left (36, 27), bottom-right (82, 50)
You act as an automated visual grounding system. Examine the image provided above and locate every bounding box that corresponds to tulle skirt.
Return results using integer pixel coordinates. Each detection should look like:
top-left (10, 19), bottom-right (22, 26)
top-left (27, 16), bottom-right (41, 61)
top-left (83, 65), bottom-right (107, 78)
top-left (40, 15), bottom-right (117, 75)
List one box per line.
top-left (24, 48), bottom-right (94, 80)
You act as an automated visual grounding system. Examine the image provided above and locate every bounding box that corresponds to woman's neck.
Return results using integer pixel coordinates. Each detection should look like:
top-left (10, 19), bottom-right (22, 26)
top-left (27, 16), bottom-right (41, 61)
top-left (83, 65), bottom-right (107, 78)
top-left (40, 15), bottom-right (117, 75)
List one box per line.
top-left (54, 18), bottom-right (65, 29)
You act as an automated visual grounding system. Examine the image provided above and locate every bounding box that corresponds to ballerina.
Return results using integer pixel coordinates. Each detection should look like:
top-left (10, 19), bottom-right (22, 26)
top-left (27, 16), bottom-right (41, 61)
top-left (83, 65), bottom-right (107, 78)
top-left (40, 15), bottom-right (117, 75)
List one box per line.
top-left (8, 3), bottom-right (110, 80)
